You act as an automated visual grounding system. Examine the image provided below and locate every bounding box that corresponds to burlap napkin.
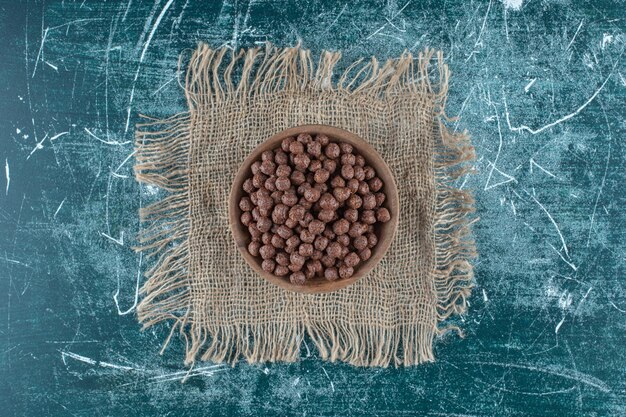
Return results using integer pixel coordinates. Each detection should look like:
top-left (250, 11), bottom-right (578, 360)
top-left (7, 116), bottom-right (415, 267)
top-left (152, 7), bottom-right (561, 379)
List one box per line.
top-left (134, 43), bottom-right (476, 367)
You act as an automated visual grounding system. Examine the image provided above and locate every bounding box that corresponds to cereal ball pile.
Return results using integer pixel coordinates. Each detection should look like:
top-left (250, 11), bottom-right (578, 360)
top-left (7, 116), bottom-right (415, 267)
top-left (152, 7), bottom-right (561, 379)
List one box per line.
top-left (239, 133), bottom-right (391, 285)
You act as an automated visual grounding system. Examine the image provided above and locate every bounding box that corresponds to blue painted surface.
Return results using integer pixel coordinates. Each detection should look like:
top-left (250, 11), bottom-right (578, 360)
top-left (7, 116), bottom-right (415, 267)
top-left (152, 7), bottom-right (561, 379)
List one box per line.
top-left (0, 0), bottom-right (625, 415)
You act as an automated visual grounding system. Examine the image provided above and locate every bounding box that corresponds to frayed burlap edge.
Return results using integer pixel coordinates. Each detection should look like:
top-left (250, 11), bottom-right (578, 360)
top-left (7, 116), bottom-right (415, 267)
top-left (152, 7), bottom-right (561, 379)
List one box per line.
top-left (134, 43), bottom-right (476, 366)
top-left (134, 112), bottom-right (191, 354)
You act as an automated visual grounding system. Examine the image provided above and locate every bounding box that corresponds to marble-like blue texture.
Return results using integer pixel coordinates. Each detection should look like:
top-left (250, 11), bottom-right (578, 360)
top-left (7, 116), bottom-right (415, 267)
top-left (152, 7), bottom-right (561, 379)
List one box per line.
top-left (1, 0), bottom-right (624, 415)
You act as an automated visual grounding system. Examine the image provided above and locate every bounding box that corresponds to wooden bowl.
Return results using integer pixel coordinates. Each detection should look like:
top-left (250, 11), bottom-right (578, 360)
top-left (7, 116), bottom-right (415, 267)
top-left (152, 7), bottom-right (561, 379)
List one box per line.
top-left (229, 125), bottom-right (399, 294)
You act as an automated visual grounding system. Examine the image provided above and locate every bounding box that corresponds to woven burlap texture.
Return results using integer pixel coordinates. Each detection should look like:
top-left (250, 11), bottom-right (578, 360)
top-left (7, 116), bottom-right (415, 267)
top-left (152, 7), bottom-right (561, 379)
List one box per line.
top-left (134, 43), bottom-right (476, 367)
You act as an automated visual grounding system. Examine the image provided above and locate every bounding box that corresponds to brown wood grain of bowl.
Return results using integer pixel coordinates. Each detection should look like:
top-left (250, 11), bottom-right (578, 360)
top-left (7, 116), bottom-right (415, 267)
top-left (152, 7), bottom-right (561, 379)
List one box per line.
top-left (229, 125), bottom-right (399, 294)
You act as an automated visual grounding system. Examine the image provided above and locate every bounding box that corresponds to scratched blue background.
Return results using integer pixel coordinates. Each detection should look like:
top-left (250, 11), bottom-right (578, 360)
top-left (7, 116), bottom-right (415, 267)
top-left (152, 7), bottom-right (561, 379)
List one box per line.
top-left (1, 0), bottom-right (625, 416)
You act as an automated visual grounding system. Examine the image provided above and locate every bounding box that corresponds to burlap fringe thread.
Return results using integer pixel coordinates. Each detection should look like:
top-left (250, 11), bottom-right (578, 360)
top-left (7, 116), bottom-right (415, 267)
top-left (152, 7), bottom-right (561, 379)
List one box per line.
top-left (134, 43), bottom-right (476, 367)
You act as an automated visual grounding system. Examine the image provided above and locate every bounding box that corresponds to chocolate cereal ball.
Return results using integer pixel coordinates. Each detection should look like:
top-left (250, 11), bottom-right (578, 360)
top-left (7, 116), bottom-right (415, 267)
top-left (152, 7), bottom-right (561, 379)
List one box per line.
top-left (332, 219), bottom-right (350, 235)
top-left (307, 141), bottom-right (322, 157)
top-left (353, 235), bottom-right (368, 251)
top-left (359, 248), bottom-right (372, 261)
top-left (315, 134), bottom-right (330, 146)
top-left (275, 176), bottom-right (291, 191)
top-left (275, 265), bottom-right (289, 276)
top-left (361, 210), bottom-right (376, 225)
top-left (339, 264), bottom-right (354, 279)
top-left (262, 259), bottom-right (276, 273)
top-left (336, 234), bottom-right (350, 247)
top-left (325, 143), bottom-right (340, 159)
top-left (344, 252), bottom-right (360, 268)
top-left (308, 219), bottom-right (325, 235)
top-left (256, 217), bottom-right (272, 233)
top-left (318, 209), bottom-right (335, 223)
top-left (241, 211), bottom-right (253, 226)
top-left (281, 192), bottom-right (298, 207)
top-left (270, 234), bottom-right (285, 249)
top-left (274, 150), bottom-right (289, 165)
top-left (248, 241), bottom-right (261, 256)
top-left (259, 244), bottom-right (275, 260)
top-left (341, 164), bottom-right (354, 180)
top-left (368, 177), bottom-right (383, 192)
top-left (314, 236), bottom-right (329, 251)
top-left (275, 252), bottom-right (289, 266)
top-left (346, 178), bottom-right (360, 193)
top-left (324, 267), bottom-right (339, 281)
top-left (323, 159), bottom-right (337, 173)
top-left (376, 208), bottom-right (391, 223)
top-left (290, 271), bottom-right (306, 285)
top-left (298, 243), bottom-right (314, 257)
top-left (333, 187), bottom-right (350, 202)
top-left (314, 169), bottom-right (330, 184)
top-left (344, 209), bottom-right (358, 223)
top-left (289, 140), bottom-right (304, 155)
top-left (326, 241), bottom-right (343, 258)
top-left (319, 193), bottom-right (339, 210)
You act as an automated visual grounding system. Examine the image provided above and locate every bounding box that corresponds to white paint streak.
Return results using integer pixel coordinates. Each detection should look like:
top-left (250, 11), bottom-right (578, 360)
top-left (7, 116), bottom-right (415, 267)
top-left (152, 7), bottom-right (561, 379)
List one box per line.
top-left (62, 351), bottom-right (97, 366)
top-left (321, 366), bottom-right (335, 392)
top-left (110, 171), bottom-right (128, 179)
top-left (484, 110), bottom-right (516, 190)
top-left (4, 159), bottom-right (9, 195)
top-left (548, 243), bottom-right (577, 271)
top-left (113, 252), bottom-right (141, 316)
top-left (114, 150), bottom-right (137, 173)
top-left (100, 231), bottom-right (124, 246)
top-left (2, 257), bottom-right (30, 268)
top-left (530, 158), bottom-right (558, 179)
top-left (366, 0), bottom-right (411, 39)
top-left (50, 131), bottom-right (69, 141)
top-left (328, 4), bottom-right (348, 29)
top-left (466, 0), bottom-right (492, 62)
top-left (608, 300), bottom-right (626, 313)
top-left (566, 20), bottom-right (583, 50)
top-left (587, 143), bottom-right (611, 247)
top-left (125, 0), bottom-right (176, 132)
top-left (44, 61), bottom-right (58, 71)
top-left (27, 134), bottom-right (48, 160)
top-left (601, 33), bottom-right (613, 49)
top-left (524, 78), bottom-right (536, 93)
top-left (32, 27), bottom-right (49, 78)
top-left (575, 287), bottom-right (592, 313)
top-left (139, 0), bottom-right (175, 64)
top-left (48, 18), bottom-right (105, 31)
top-left (122, 0), bottom-right (133, 22)
top-left (84, 128), bottom-right (130, 146)
top-left (529, 193), bottom-right (570, 257)
top-left (555, 317), bottom-right (565, 334)
top-left (54, 197), bottom-right (66, 219)
top-left (152, 74), bottom-right (177, 95)
top-left (470, 361), bottom-right (610, 392)
top-left (505, 74), bottom-right (611, 135)
top-left (61, 351), bottom-right (135, 371)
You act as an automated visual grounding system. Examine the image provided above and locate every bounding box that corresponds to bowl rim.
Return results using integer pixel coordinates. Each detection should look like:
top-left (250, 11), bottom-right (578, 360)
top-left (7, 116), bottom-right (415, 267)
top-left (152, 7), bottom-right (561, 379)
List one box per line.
top-left (228, 124), bottom-right (399, 294)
